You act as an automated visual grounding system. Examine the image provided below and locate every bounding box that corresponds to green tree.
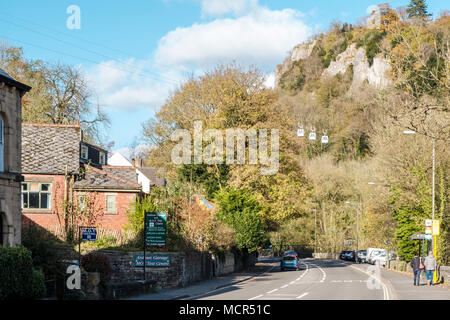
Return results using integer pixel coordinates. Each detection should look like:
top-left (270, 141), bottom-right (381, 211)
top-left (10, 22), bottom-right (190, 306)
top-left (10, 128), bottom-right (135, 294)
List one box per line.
top-left (407, 0), bottom-right (432, 19)
top-left (215, 188), bottom-right (266, 252)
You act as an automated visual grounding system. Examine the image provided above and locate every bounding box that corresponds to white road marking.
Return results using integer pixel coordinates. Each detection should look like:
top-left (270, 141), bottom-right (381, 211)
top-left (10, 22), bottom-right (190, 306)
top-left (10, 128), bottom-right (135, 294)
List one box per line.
top-left (248, 294), bottom-right (263, 300)
top-left (308, 262), bottom-right (327, 283)
top-left (296, 292), bottom-right (309, 299)
top-left (267, 289), bottom-right (278, 294)
top-left (349, 265), bottom-right (391, 300)
top-left (290, 281), bottom-right (296, 284)
top-left (281, 285), bottom-right (288, 289)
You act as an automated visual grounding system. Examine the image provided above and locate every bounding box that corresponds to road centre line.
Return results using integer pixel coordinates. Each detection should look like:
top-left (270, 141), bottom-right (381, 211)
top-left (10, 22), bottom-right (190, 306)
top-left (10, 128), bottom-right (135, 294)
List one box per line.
top-left (248, 294), bottom-right (263, 300)
top-left (267, 289), bottom-right (278, 294)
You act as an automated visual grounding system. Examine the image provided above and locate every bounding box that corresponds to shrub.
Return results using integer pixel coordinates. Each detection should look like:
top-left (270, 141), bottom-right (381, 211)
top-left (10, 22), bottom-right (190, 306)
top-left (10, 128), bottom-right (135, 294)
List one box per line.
top-left (22, 224), bottom-right (65, 278)
top-left (81, 252), bottom-right (112, 287)
top-left (0, 245), bottom-right (46, 300)
top-left (215, 188), bottom-right (266, 252)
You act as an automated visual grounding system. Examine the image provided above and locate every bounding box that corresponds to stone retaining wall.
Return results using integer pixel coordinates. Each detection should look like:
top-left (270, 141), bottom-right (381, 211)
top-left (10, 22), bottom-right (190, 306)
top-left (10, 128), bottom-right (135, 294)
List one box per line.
top-left (53, 247), bottom-right (256, 289)
top-left (386, 260), bottom-right (450, 283)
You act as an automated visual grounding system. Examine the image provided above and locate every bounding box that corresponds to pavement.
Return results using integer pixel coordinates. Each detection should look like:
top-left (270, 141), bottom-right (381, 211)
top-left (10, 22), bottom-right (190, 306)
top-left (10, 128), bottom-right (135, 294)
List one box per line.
top-left (123, 257), bottom-right (277, 300)
top-left (125, 257), bottom-right (450, 300)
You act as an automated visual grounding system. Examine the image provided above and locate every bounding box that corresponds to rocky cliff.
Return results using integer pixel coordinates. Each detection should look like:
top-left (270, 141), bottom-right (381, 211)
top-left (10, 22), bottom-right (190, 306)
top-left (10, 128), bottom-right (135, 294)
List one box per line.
top-left (275, 40), bottom-right (392, 89)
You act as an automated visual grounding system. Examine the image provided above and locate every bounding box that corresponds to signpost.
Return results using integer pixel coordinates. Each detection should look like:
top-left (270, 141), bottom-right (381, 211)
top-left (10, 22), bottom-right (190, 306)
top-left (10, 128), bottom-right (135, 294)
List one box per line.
top-left (143, 212), bottom-right (167, 280)
top-left (424, 219), bottom-right (440, 283)
top-left (78, 226), bottom-right (97, 266)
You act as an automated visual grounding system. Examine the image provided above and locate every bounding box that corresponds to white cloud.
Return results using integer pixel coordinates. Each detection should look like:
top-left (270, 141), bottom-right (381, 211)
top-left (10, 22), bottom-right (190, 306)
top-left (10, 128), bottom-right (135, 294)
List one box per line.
top-left (264, 73), bottom-right (275, 89)
top-left (86, 59), bottom-right (182, 110)
top-left (366, 5), bottom-right (378, 15)
top-left (85, 4), bottom-right (311, 111)
top-left (200, 0), bottom-right (259, 17)
top-left (155, 7), bottom-right (311, 69)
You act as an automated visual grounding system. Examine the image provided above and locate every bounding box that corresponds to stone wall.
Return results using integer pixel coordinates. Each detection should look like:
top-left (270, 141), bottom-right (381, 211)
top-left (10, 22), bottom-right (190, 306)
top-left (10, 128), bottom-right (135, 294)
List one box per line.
top-left (0, 72), bottom-right (30, 246)
top-left (385, 260), bottom-right (450, 284)
top-left (54, 247), bottom-right (256, 289)
top-left (313, 252), bottom-right (340, 260)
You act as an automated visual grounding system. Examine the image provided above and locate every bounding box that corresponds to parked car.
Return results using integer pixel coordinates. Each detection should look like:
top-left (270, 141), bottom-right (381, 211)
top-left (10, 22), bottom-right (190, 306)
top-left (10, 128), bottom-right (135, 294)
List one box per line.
top-left (366, 248), bottom-right (384, 264)
top-left (347, 251), bottom-right (356, 262)
top-left (280, 255), bottom-right (300, 271)
top-left (339, 250), bottom-right (352, 260)
top-left (371, 251), bottom-right (387, 266)
top-left (367, 249), bottom-right (386, 265)
top-left (355, 250), bottom-right (367, 263)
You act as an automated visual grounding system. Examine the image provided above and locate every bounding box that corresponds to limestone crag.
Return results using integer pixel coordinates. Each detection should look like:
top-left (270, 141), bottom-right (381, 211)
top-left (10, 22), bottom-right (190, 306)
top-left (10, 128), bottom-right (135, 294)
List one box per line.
top-left (323, 43), bottom-right (392, 89)
top-left (275, 41), bottom-right (392, 89)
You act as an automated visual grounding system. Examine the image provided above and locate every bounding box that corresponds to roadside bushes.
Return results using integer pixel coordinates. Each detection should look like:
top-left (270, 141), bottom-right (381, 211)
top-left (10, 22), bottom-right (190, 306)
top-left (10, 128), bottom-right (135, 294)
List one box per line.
top-left (0, 245), bottom-right (46, 300)
top-left (81, 252), bottom-right (112, 296)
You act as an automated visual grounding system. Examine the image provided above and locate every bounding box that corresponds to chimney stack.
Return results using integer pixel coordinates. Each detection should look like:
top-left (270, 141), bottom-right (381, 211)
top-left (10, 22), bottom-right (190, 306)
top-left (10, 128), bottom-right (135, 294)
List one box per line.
top-left (132, 158), bottom-right (143, 168)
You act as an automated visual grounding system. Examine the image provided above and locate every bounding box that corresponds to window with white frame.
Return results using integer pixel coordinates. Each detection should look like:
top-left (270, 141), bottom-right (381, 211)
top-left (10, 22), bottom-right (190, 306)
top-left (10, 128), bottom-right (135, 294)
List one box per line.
top-left (99, 152), bottom-right (106, 165)
top-left (105, 195), bottom-right (117, 214)
top-left (77, 194), bottom-right (87, 212)
top-left (81, 145), bottom-right (88, 160)
top-left (21, 182), bottom-right (52, 209)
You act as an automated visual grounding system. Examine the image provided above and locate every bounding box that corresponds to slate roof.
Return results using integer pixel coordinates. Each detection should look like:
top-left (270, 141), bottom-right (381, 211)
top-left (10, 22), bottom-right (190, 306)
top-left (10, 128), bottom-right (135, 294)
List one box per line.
top-left (102, 166), bottom-right (138, 183)
top-left (0, 67), bottom-right (31, 92)
top-left (22, 124), bottom-right (81, 174)
top-left (137, 167), bottom-right (166, 187)
top-left (74, 166), bottom-right (141, 191)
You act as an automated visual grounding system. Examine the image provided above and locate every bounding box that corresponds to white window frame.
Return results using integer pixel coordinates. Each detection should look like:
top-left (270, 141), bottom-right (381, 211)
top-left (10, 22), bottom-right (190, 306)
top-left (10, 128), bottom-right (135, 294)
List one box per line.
top-left (21, 182), bottom-right (52, 210)
top-left (105, 194), bottom-right (117, 214)
top-left (77, 194), bottom-right (87, 212)
top-left (99, 152), bottom-right (106, 165)
top-left (81, 145), bottom-right (89, 160)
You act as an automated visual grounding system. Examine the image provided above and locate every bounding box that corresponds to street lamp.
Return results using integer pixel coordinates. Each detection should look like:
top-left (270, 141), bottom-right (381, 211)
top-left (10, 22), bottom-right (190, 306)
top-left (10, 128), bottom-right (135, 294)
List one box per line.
top-left (403, 130), bottom-right (437, 283)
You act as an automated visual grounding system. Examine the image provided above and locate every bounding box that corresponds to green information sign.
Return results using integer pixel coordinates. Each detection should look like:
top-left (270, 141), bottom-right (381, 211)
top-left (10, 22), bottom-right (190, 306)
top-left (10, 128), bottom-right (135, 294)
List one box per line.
top-left (134, 254), bottom-right (170, 268)
top-left (145, 212), bottom-right (167, 247)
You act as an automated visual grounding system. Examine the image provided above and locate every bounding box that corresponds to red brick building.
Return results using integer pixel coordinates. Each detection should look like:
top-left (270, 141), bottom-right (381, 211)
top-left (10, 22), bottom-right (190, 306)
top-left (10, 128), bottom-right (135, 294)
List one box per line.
top-left (21, 123), bottom-right (142, 232)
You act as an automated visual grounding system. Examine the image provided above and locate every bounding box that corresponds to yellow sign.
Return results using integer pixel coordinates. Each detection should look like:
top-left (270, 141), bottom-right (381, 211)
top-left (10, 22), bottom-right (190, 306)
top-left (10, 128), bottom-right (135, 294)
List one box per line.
top-left (432, 220), bottom-right (440, 236)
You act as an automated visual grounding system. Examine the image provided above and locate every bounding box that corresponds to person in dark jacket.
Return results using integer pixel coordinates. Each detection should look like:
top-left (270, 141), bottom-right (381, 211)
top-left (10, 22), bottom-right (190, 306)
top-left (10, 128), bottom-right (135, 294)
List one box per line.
top-left (410, 252), bottom-right (422, 286)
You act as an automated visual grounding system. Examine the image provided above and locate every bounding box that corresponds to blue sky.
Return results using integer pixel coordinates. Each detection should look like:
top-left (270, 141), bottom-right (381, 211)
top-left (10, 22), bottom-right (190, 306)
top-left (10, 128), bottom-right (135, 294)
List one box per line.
top-left (1, 0), bottom-right (448, 156)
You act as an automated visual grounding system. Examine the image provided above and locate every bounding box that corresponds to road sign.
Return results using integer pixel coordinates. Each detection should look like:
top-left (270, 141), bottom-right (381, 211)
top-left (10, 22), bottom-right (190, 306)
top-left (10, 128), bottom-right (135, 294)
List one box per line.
top-left (81, 228), bottom-right (97, 241)
top-left (425, 226), bottom-right (432, 235)
top-left (145, 212), bottom-right (167, 247)
top-left (297, 128), bottom-right (304, 137)
top-left (425, 219), bottom-right (432, 227)
top-left (309, 132), bottom-right (316, 141)
top-left (432, 220), bottom-right (440, 236)
top-left (134, 254), bottom-right (170, 268)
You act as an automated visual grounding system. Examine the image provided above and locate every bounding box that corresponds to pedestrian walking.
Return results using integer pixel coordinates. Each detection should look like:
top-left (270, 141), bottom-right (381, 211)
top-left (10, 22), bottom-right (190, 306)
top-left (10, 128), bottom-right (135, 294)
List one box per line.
top-left (424, 251), bottom-right (437, 286)
top-left (410, 252), bottom-right (423, 286)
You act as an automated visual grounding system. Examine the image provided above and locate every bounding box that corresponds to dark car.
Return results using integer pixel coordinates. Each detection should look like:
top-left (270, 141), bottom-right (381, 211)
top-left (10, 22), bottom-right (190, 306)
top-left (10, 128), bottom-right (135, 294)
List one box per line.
top-left (347, 251), bottom-right (356, 262)
top-left (340, 250), bottom-right (352, 260)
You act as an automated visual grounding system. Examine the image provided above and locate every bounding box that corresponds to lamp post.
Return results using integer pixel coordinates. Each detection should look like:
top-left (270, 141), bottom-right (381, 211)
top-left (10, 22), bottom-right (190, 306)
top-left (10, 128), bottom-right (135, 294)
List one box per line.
top-left (403, 130), bottom-right (437, 283)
